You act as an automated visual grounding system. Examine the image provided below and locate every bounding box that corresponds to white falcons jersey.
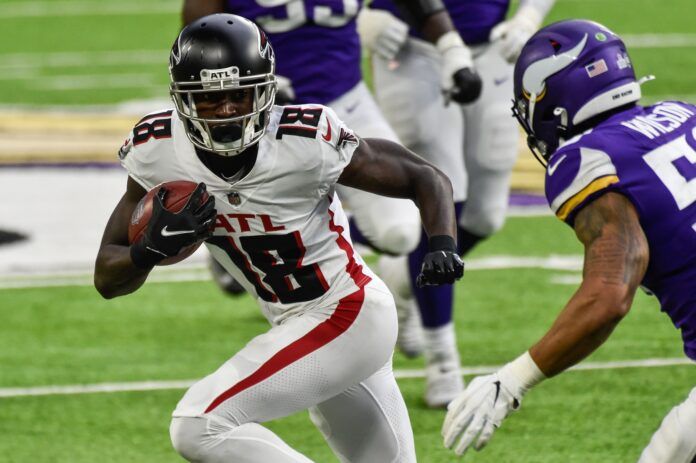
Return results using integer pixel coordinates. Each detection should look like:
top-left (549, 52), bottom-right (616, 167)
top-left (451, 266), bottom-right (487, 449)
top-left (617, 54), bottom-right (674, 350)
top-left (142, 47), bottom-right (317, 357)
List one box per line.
top-left (119, 105), bottom-right (374, 323)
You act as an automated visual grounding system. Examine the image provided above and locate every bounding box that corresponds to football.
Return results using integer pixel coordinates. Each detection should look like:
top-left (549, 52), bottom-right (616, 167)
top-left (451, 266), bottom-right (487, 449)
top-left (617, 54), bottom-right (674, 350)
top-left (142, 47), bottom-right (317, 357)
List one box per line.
top-left (128, 180), bottom-right (210, 265)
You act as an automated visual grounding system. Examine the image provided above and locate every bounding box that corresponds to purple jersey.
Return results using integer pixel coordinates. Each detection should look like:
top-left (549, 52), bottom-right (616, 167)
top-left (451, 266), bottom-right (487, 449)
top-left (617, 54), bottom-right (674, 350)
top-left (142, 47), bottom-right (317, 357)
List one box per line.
top-left (225, 0), bottom-right (364, 104)
top-left (369, 0), bottom-right (510, 45)
top-left (545, 102), bottom-right (696, 360)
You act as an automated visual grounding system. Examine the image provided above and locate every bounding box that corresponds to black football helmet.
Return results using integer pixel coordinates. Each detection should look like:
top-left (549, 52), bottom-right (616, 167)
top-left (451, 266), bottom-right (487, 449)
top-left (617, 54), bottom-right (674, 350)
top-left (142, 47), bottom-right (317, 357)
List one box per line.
top-left (169, 14), bottom-right (277, 155)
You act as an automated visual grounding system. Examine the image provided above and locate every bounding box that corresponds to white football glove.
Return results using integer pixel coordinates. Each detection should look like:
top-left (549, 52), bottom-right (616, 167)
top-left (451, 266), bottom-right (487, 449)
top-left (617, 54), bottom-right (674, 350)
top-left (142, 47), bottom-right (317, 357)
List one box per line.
top-left (436, 31), bottom-right (482, 105)
top-left (442, 352), bottom-right (545, 456)
top-left (442, 371), bottom-right (524, 456)
top-left (357, 8), bottom-right (409, 60)
top-left (489, 4), bottom-right (545, 63)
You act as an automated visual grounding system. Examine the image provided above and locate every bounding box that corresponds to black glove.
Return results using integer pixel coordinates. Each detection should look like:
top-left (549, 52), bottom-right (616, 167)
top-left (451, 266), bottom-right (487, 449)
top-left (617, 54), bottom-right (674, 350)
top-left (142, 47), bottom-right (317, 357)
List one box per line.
top-left (416, 235), bottom-right (465, 287)
top-left (450, 67), bottom-right (483, 104)
top-left (130, 183), bottom-right (216, 269)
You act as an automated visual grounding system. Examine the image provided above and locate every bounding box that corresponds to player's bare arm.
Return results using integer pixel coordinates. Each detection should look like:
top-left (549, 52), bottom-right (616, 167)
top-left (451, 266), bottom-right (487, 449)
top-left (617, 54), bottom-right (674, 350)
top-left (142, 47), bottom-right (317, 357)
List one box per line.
top-left (529, 192), bottom-right (650, 376)
top-left (392, 0), bottom-right (481, 103)
top-left (95, 178), bottom-right (216, 299)
top-left (340, 137), bottom-right (463, 286)
top-left (443, 193), bottom-right (650, 455)
top-left (182, 0), bottom-right (225, 25)
top-left (338, 137), bottom-right (455, 239)
top-left (94, 177), bottom-right (150, 299)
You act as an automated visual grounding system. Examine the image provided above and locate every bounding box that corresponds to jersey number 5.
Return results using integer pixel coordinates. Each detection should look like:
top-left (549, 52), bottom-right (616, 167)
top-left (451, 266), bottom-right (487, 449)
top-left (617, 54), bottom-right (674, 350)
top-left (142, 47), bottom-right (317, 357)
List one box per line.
top-left (643, 134), bottom-right (696, 210)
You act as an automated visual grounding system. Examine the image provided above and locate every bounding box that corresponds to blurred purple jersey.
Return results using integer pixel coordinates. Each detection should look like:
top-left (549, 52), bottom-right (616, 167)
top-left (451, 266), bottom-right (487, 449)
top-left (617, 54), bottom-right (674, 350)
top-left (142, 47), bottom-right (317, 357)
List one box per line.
top-left (545, 101), bottom-right (696, 360)
top-left (369, 0), bottom-right (510, 45)
top-left (225, 0), bottom-right (364, 104)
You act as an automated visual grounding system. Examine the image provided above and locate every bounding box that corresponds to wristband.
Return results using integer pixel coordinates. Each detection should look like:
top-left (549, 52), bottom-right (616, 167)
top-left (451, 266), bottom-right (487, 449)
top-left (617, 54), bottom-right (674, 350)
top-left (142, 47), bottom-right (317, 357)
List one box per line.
top-left (501, 351), bottom-right (546, 392)
top-left (436, 31), bottom-right (466, 54)
top-left (428, 234), bottom-right (457, 252)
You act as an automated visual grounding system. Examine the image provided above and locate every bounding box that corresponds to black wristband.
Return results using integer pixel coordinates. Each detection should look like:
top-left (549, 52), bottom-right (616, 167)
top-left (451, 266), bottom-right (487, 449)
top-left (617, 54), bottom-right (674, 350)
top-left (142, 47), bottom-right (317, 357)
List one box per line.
top-left (428, 234), bottom-right (457, 252)
top-left (130, 242), bottom-right (164, 270)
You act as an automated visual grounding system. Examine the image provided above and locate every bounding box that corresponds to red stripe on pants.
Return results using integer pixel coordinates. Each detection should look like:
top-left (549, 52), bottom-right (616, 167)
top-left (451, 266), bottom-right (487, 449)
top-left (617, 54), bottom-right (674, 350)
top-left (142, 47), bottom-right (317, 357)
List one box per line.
top-left (205, 286), bottom-right (367, 413)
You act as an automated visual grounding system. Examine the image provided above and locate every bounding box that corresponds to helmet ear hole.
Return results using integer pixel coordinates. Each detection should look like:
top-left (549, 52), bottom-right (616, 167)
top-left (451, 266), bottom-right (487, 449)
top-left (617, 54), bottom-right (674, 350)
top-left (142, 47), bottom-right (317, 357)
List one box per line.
top-left (542, 106), bottom-right (557, 121)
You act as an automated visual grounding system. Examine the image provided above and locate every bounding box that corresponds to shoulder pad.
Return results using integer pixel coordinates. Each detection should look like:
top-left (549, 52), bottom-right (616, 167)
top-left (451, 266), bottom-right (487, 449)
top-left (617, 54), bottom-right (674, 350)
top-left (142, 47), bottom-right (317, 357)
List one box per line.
top-left (546, 146), bottom-right (619, 222)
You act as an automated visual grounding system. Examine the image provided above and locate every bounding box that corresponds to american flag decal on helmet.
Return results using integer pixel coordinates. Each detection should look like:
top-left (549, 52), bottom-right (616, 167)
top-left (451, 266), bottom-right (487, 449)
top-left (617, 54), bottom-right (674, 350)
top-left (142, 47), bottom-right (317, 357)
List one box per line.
top-left (585, 59), bottom-right (608, 78)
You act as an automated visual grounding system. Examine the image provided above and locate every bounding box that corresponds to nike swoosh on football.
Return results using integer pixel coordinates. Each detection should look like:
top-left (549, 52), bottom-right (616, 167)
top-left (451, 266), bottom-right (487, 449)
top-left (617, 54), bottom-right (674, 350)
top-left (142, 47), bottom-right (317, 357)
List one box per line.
top-left (161, 226), bottom-right (195, 237)
top-left (493, 76), bottom-right (508, 86)
top-left (322, 119), bottom-right (332, 141)
top-left (547, 154), bottom-right (567, 176)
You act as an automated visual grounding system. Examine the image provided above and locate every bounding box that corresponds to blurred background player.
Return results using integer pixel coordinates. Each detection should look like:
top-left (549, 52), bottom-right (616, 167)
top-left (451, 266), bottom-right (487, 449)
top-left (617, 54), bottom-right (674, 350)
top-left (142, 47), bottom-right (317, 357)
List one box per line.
top-left (357, 0), bottom-right (555, 408)
top-left (442, 19), bottom-right (696, 462)
top-left (183, 0), bottom-right (482, 296)
top-left (96, 14), bottom-right (464, 462)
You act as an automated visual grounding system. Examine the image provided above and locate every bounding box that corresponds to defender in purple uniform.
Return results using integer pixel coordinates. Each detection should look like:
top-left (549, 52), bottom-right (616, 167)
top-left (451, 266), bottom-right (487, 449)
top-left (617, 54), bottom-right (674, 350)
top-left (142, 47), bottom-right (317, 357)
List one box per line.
top-left (442, 20), bottom-right (696, 461)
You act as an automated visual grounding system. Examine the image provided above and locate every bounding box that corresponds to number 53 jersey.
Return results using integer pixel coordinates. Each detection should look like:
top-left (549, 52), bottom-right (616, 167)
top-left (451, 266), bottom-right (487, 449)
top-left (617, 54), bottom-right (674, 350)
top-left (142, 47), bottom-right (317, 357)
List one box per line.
top-left (120, 104), bottom-right (375, 324)
top-left (544, 101), bottom-right (696, 360)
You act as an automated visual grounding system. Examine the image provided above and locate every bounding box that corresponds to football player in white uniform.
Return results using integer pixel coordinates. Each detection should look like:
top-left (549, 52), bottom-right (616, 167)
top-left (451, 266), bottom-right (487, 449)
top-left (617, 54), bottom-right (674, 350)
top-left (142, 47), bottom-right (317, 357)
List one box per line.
top-left (95, 15), bottom-right (464, 463)
top-left (358, 0), bottom-right (555, 408)
top-left (183, 0), bottom-right (482, 298)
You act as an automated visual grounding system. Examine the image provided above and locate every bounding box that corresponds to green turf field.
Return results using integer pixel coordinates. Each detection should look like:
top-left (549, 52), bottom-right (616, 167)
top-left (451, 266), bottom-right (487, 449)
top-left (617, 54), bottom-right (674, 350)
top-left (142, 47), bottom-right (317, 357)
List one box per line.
top-left (0, 0), bottom-right (694, 107)
top-left (1, 216), bottom-right (694, 462)
top-left (2, 0), bottom-right (695, 462)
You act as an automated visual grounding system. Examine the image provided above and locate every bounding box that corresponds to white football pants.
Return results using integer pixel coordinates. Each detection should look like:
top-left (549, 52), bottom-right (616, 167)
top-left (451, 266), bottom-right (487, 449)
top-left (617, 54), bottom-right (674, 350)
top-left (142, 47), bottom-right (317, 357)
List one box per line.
top-left (638, 386), bottom-right (696, 463)
top-left (170, 278), bottom-right (416, 463)
top-left (329, 82), bottom-right (422, 255)
top-left (372, 38), bottom-right (520, 237)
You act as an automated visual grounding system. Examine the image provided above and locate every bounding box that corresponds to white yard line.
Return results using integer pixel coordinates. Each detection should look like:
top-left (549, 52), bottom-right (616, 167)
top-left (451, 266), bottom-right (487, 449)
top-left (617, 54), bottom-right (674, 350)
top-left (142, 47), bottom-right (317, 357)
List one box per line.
top-left (624, 34), bottom-right (696, 48)
top-left (34, 74), bottom-right (158, 91)
top-left (0, 2), bottom-right (178, 18)
top-left (0, 33), bottom-right (693, 72)
top-left (550, 274), bottom-right (583, 285)
top-left (0, 255), bottom-right (585, 289)
top-left (0, 50), bottom-right (165, 70)
top-left (0, 33), bottom-right (693, 93)
top-left (1, 357), bottom-right (691, 398)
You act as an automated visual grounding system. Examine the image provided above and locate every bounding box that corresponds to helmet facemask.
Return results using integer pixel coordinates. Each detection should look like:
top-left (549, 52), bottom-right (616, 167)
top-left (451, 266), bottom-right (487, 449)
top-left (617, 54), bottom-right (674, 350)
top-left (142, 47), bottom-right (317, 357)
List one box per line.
top-left (171, 69), bottom-right (277, 156)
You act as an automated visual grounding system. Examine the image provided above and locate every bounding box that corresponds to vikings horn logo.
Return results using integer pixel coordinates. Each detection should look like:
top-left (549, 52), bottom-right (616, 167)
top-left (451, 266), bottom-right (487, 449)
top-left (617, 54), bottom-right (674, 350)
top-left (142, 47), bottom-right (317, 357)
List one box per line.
top-left (522, 34), bottom-right (588, 102)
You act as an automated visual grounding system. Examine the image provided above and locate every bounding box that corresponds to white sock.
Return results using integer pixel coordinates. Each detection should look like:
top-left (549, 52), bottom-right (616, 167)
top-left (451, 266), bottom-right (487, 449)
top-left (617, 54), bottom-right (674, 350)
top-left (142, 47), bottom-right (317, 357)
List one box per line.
top-left (424, 323), bottom-right (459, 362)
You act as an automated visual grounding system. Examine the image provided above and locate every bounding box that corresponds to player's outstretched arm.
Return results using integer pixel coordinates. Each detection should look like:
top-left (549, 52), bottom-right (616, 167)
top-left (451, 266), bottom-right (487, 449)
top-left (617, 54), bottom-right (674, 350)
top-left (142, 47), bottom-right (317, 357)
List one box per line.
top-left (338, 137), bottom-right (463, 285)
top-left (442, 192), bottom-right (649, 456)
top-left (530, 191), bottom-right (649, 375)
top-left (339, 137), bottom-right (455, 240)
top-left (94, 177), bottom-right (151, 299)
